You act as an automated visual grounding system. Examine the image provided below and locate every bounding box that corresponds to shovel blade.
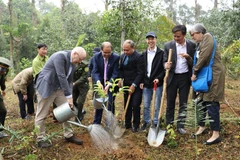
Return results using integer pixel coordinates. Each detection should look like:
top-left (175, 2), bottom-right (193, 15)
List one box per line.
top-left (147, 127), bottom-right (157, 146)
top-left (151, 129), bottom-right (166, 147)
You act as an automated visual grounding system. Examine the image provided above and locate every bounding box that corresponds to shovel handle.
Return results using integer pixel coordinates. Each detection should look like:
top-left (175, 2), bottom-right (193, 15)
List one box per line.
top-left (122, 93), bottom-right (131, 121)
top-left (150, 82), bottom-right (157, 123)
top-left (158, 49), bottom-right (172, 120)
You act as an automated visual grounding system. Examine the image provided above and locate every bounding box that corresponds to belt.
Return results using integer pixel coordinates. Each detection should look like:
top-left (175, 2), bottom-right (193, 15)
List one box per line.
top-left (174, 72), bottom-right (188, 75)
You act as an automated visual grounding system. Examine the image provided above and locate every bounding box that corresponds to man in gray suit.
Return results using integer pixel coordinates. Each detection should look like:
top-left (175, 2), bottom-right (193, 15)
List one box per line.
top-left (35, 47), bottom-right (86, 148)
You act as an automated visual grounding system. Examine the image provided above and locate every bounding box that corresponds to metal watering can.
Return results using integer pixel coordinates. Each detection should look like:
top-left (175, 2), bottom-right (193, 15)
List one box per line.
top-left (53, 102), bottom-right (92, 131)
top-left (93, 93), bottom-right (108, 109)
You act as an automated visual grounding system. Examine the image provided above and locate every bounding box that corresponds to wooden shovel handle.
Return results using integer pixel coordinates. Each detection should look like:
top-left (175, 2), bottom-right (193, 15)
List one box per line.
top-left (158, 49), bottom-right (172, 120)
top-left (151, 81), bottom-right (157, 121)
top-left (122, 93), bottom-right (131, 121)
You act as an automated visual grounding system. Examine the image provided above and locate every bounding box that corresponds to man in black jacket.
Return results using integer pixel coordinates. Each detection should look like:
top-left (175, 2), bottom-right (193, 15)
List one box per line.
top-left (164, 25), bottom-right (196, 134)
top-left (140, 32), bottom-right (165, 131)
top-left (119, 40), bottom-right (144, 132)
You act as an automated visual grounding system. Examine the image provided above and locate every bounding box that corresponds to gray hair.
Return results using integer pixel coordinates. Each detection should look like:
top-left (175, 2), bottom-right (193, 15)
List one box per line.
top-left (190, 23), bottom-right (207, 34)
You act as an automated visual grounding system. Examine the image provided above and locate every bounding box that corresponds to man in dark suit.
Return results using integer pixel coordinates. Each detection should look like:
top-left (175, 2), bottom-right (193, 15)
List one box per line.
top-left (164, 25), bottom-right (196, 134)
top-left (35, 47), bottom-right (86, 148)
top-left (119, 40), bottom-right (144, 132)
top-left (140, 32), bottom-right (165, 131)
top-left (92, 42), bottom-right (119, 124)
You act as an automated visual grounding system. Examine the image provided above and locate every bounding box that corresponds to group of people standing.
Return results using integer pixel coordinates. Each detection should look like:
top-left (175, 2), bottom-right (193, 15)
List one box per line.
top-left (90, 24), bottom-right (225, 146)
top-left (0, 23), bottom-right (225, 148)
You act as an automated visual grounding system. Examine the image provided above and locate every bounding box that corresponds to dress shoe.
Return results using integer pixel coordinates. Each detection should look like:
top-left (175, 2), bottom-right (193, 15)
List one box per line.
top-left (0, 131), bottom-right (8, 139)
top-left (191, 129), bottom-right (208, 138)
top-left (132, 127), bottom-right (139, 133)
top-left (37, 141), bottom-right (52, 148)
top-left (177, 128), bottom-right (187, 134)
top-left (203, 137), bottom-right (221, 145)
top-left (140, 122), bottom-right (150, 131)
top-left (82, 110), bottom-right (86, 114)
top-left (65, 135), bottom-right (83, 145)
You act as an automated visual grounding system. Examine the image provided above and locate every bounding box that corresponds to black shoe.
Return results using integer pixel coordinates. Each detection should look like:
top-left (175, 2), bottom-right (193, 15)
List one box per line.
top-left (37, 141), bottom-right (52, 148)
top-left (65, 136), bottom-right (83, 145)
top-left (125, 125), bottom-right (132, 129)
top-left (132, 127), bottom-right (139, 133)
top-left (177, 128), bottom-right (187, 134)
top-left (203, 137), bottom-right (221, 145)
top-left (140, 122), bottom-right (150, 131)
top-left (82, 110), bottom-right (86, 114)
top-left (191, 129), bottom-right (208, 138)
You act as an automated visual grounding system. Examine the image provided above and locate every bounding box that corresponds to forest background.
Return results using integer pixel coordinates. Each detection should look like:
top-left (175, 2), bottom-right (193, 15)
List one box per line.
top-left (0, 0), bottom-right (239, 79)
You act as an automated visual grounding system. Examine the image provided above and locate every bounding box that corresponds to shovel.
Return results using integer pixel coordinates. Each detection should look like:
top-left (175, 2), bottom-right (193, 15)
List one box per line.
top-left (147, 49), bottom-right (173, 147)
top-left (147, 82), bottom-right (157, 145)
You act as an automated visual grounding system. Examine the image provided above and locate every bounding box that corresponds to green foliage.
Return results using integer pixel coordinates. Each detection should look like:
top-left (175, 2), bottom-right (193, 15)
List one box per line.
top-left (19, 57), bottom-right (32, 70)
top-left (222, 40), bottom-right (240, 79)
top-left (166, 124), bottom-right (177, 148)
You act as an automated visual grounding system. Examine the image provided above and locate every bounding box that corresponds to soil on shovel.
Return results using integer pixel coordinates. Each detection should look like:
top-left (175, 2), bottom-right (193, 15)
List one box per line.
top-left (1, 78), bottom-right (240, 160)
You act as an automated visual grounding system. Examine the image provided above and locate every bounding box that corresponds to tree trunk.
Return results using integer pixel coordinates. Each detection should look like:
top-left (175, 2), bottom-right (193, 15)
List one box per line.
top-left (120, 0), bottom-right (125, 53)
top-left (195, 0), bottom-right (199, 22)
top-left (8, 0), bottom-right (14, 67)
top-left (214, 0), bottom-right (218, 9)
top-left (31, 0), bottom-right (38, 26)
top-left (170, 0), bottom-right (173, 20)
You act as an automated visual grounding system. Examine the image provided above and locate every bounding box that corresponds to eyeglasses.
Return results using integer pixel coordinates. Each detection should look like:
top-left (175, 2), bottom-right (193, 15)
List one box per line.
top-left (190, 32), bottom-right (200, 37)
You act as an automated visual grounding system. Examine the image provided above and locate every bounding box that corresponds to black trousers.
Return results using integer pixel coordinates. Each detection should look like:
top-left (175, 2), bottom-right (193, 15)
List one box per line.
top-left (0, 93), bottom-right (7, 131)
top-left (17, 81), bottom-right (35, 118)
top-left (198, 101), bottom-right (220, 131)
top-left (166, 73), bottom-right (190, 128)
top-left (124, 87), bottom-right (142, 128)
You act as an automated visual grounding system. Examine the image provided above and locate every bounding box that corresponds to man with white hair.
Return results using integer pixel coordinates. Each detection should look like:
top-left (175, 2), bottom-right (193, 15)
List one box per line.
top-left (35, 47), bottom-right (87, 148)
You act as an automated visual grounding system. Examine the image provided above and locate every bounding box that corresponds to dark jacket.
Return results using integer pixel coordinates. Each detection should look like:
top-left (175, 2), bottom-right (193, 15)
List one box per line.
top-left (119, 50), bottom-right (144, 86)
top-left (92, 52), bottom-right (119, 85)
top-left (142, 46), bottom-right (165, 88)
top-left (164, 40), bottom-right (196, 86)
top-left (73, 61), bottom-right (89, 87)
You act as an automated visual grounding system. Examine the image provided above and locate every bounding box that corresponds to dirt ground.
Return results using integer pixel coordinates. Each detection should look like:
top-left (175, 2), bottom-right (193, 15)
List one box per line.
top-left (1, 77), bottom-right (240, 160)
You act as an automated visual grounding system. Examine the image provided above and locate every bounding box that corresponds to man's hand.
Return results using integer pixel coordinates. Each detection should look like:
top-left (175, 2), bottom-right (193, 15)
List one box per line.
top-left (191, 74), bottom-right (197, 81)
top-left (153, 79), bottom-right (159, 84)
top-left (164, 62), bottom-right (172, 69)
top-left (23, 95), bottom-right (28, 101)
top-left (88, 77), bottom-right (92, 82)
top-left (104, 84), bottom-right (111, 94)
top-left (139, 83), bottom-right (144, 89)
top-left (67, 98), bottom-right (73, 108)
top-left (179, 53), bottom-right (190, 59)
top-left (118, 79), bottom-right (122, 88)
top-left (129, 85), bottom-right (135, 94)
top-left (1, 90), bottom-right (5, 97)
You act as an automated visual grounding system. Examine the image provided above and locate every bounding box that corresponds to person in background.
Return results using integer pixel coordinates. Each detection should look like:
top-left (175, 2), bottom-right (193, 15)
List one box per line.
top-left (88, 47), bottom-right (101, 82)
top-left (0, 58), bottom-right (12, 138)
top-left (140, 32), bottom-right (165, 131)
top-left (73, 61), bottom-right (89, 121)
top-left (34, 47), bottom-right (86, 148)
top-left (88, 47), bottom-right (101, 98)
top-left (92, 42), bottom-right (119, 124)
top-left (119, 40), bottom-right (144, 132)
top-left (164, 25), bottom-right (196, 134)
top-left (32, 43), bottom-right (48, 78)
top-left (190, 23), bottom-right (225, 145)
top-left (32, 43), bottom-right (57, 122)
top-left (12, 67), bottom-right (34, 119)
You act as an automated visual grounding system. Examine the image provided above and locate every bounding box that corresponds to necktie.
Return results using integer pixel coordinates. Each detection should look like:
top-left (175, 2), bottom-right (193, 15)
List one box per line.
top-left (124, 56), bottom-right (128, 66)
top-left (104, 59), bottom-right (108, 86)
